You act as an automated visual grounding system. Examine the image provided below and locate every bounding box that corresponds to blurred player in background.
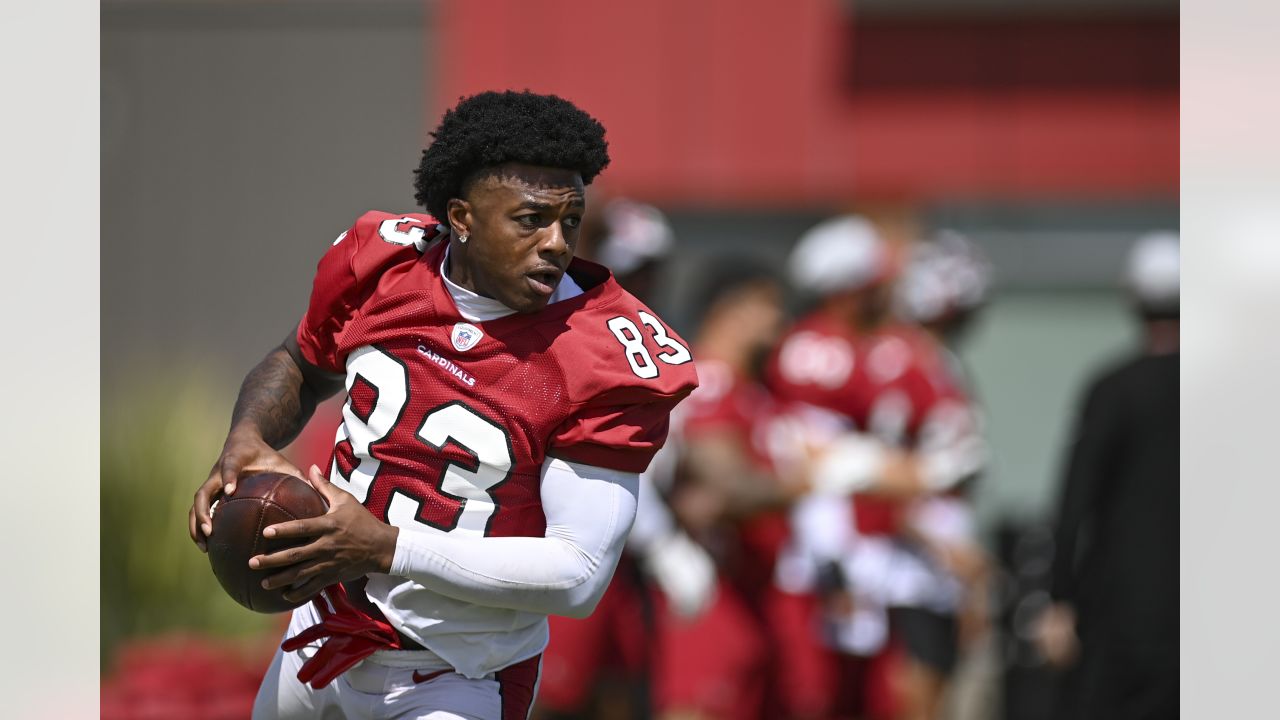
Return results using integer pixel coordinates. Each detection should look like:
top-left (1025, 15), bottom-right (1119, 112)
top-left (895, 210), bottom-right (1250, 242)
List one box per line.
top-left (653, 262), bottom-right (811, 720)
top-left (896, 231), bottom-right (992, 352)
top-left (893, 230), bottom-right (996, 716)
top-left (535, 198), bottom-right (716, 720)
top-left (766, 216), bottom-right (987, 720)
top-left (187, 91), bottom-right (698, 720)
top-left (1035, 233), bottom-right (1179, 720)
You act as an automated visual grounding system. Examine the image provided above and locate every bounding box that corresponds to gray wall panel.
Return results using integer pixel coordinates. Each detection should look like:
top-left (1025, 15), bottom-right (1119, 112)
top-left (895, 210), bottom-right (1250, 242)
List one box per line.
top-left (102, 0), bottom-right (429, 385)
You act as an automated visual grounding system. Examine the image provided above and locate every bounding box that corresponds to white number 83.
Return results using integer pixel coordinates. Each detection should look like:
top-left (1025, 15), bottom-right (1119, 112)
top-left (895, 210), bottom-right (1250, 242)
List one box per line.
top-left (607, 311), bottom-right (692, 379)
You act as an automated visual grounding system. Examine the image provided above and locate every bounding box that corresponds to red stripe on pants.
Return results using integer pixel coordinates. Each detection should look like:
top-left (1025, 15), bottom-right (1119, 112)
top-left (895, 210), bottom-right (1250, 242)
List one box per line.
top-left (497, 653), bottom-right (542, 720)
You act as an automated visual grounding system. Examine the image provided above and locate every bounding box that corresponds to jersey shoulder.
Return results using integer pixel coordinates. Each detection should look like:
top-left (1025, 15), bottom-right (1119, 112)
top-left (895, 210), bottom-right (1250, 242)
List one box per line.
top-left (550, 273), bottom-right (698, 408)
top-left (318, 210), bottom-right (447, 296)
top-left (539, 265), bottom-right (698, 472)
top-left (297, 211), bottom-right (446, 372)
top-left (343, 210), bottom-right (446, 268)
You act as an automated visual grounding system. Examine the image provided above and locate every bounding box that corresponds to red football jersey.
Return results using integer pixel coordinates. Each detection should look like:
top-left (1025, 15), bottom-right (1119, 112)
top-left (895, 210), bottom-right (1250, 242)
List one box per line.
top-left (681, 358), bottom-right (810, 595)
top-left (766, 314), bottom-right (970, 451)
top-left (766, 313), bottom-right (976, 535)
top-left (762, 312), bottom-right (861, 419)
top-left (847, 323), bottom-right (970, 448)
top-left (296, 211), bottom-right (699, 543)
top-left (846, 324), bottom-right (977, 535)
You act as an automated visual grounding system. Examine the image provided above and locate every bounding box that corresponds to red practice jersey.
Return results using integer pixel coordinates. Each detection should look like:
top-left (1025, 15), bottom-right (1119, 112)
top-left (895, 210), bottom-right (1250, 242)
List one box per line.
top-left (294, 211), bottom-right (698, 676)
top-left (765, 313), bottom-right (976, 535)
top-left (680, 358), bottom-right (809, 594)
top-left (762, 312), bottom-right (862, 418)
top-left (847, 324), bottom-right (970, 448)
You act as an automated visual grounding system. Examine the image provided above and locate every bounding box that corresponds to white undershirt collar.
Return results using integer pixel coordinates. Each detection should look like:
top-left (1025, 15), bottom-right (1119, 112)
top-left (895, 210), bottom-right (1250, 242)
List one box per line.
top-left (440, 246), bottom-right (583, 323)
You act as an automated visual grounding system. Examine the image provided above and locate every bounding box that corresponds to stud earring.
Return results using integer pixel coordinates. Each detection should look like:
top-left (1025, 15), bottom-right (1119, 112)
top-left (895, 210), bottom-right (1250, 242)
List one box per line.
top-left (458, 232), bottom-right (469, 244)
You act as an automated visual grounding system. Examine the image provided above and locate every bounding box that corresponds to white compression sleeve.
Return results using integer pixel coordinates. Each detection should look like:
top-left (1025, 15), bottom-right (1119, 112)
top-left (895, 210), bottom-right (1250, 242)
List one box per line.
top-left (389, 457), bottom-right (639, 618)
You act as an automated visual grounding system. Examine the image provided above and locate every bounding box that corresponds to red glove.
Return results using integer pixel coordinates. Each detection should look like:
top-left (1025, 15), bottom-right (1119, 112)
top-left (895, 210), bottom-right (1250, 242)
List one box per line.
top-left (281, 583), bottom-right (401, 689)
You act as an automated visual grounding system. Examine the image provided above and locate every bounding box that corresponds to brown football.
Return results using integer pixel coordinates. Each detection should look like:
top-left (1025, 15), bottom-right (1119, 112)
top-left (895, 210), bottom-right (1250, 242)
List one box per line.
top-left (206, 472), bottom-right (329, 613)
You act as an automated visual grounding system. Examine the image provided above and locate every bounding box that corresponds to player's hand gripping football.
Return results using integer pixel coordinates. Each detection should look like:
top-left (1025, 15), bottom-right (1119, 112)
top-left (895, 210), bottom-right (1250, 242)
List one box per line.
top-left (189, 427), bottom-right (304, 552)
top-left (249, 465), bottom-right (400, 605)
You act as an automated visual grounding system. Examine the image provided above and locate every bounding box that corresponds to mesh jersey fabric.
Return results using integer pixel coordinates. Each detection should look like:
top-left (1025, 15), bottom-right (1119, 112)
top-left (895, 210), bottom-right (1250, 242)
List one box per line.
top-left (292, 210), bottom-right (698, 677)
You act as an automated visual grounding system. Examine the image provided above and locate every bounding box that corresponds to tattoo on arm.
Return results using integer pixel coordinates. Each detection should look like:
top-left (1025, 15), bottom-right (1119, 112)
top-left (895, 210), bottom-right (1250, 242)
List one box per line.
top-left (229, 346), bottom-right (314, 449)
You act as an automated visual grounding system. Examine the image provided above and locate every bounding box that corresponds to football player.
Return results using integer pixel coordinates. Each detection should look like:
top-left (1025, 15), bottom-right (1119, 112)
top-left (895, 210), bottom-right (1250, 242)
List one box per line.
top-left (889, 230), bottom-right (995, 720)
top-left (764, 216), bottom-right (986, 720)
top-left (188, 91), bottom-right (698, 720)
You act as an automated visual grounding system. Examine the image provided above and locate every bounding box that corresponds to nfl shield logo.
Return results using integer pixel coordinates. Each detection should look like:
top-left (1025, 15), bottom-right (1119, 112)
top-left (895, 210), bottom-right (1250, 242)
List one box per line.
top-left (451, 322), bottom-right (484, 352)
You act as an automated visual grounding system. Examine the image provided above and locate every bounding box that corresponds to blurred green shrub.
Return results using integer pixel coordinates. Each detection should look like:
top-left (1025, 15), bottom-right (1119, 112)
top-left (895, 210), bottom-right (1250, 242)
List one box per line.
top-left (101, 374), bottom-right (279, 670)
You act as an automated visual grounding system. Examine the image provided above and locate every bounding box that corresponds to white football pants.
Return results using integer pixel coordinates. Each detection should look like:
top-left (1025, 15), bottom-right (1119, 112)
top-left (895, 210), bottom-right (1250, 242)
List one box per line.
top-left (252, 630), bottom-right (541, 720)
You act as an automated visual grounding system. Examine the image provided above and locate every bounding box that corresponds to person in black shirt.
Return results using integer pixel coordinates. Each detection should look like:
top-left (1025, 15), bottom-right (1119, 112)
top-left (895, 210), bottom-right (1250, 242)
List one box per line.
top-left (1036, 232), bottom-right (1179, 720)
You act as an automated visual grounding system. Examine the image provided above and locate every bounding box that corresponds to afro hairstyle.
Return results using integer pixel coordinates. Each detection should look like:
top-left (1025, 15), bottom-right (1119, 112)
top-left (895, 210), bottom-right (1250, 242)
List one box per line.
top-left (414, 90), bottom-right (611, 221)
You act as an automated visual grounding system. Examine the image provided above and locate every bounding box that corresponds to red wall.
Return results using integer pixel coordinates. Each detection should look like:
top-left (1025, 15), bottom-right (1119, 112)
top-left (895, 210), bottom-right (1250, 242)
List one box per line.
top-left (434, 0), bottom-right (1178, 206)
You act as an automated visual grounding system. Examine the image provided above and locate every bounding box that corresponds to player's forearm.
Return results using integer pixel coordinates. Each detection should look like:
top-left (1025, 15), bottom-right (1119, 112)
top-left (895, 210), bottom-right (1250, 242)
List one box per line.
top-left (722, 471), bottom-right (797, 517)
top-left (684, 436), bottom-right (794, 520)
top-left (228, 345), bottom-right (317, 449)
top-left (812, 432), bottom-right (984, 499)
top-left (390, 532), bottom-right (627, 618)
top-left (811, 434), bottom-right (914, 498)
top-left (866, 452), bottom-right (929, 498)
top-left (390, 459), bottom-right (639, 618)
